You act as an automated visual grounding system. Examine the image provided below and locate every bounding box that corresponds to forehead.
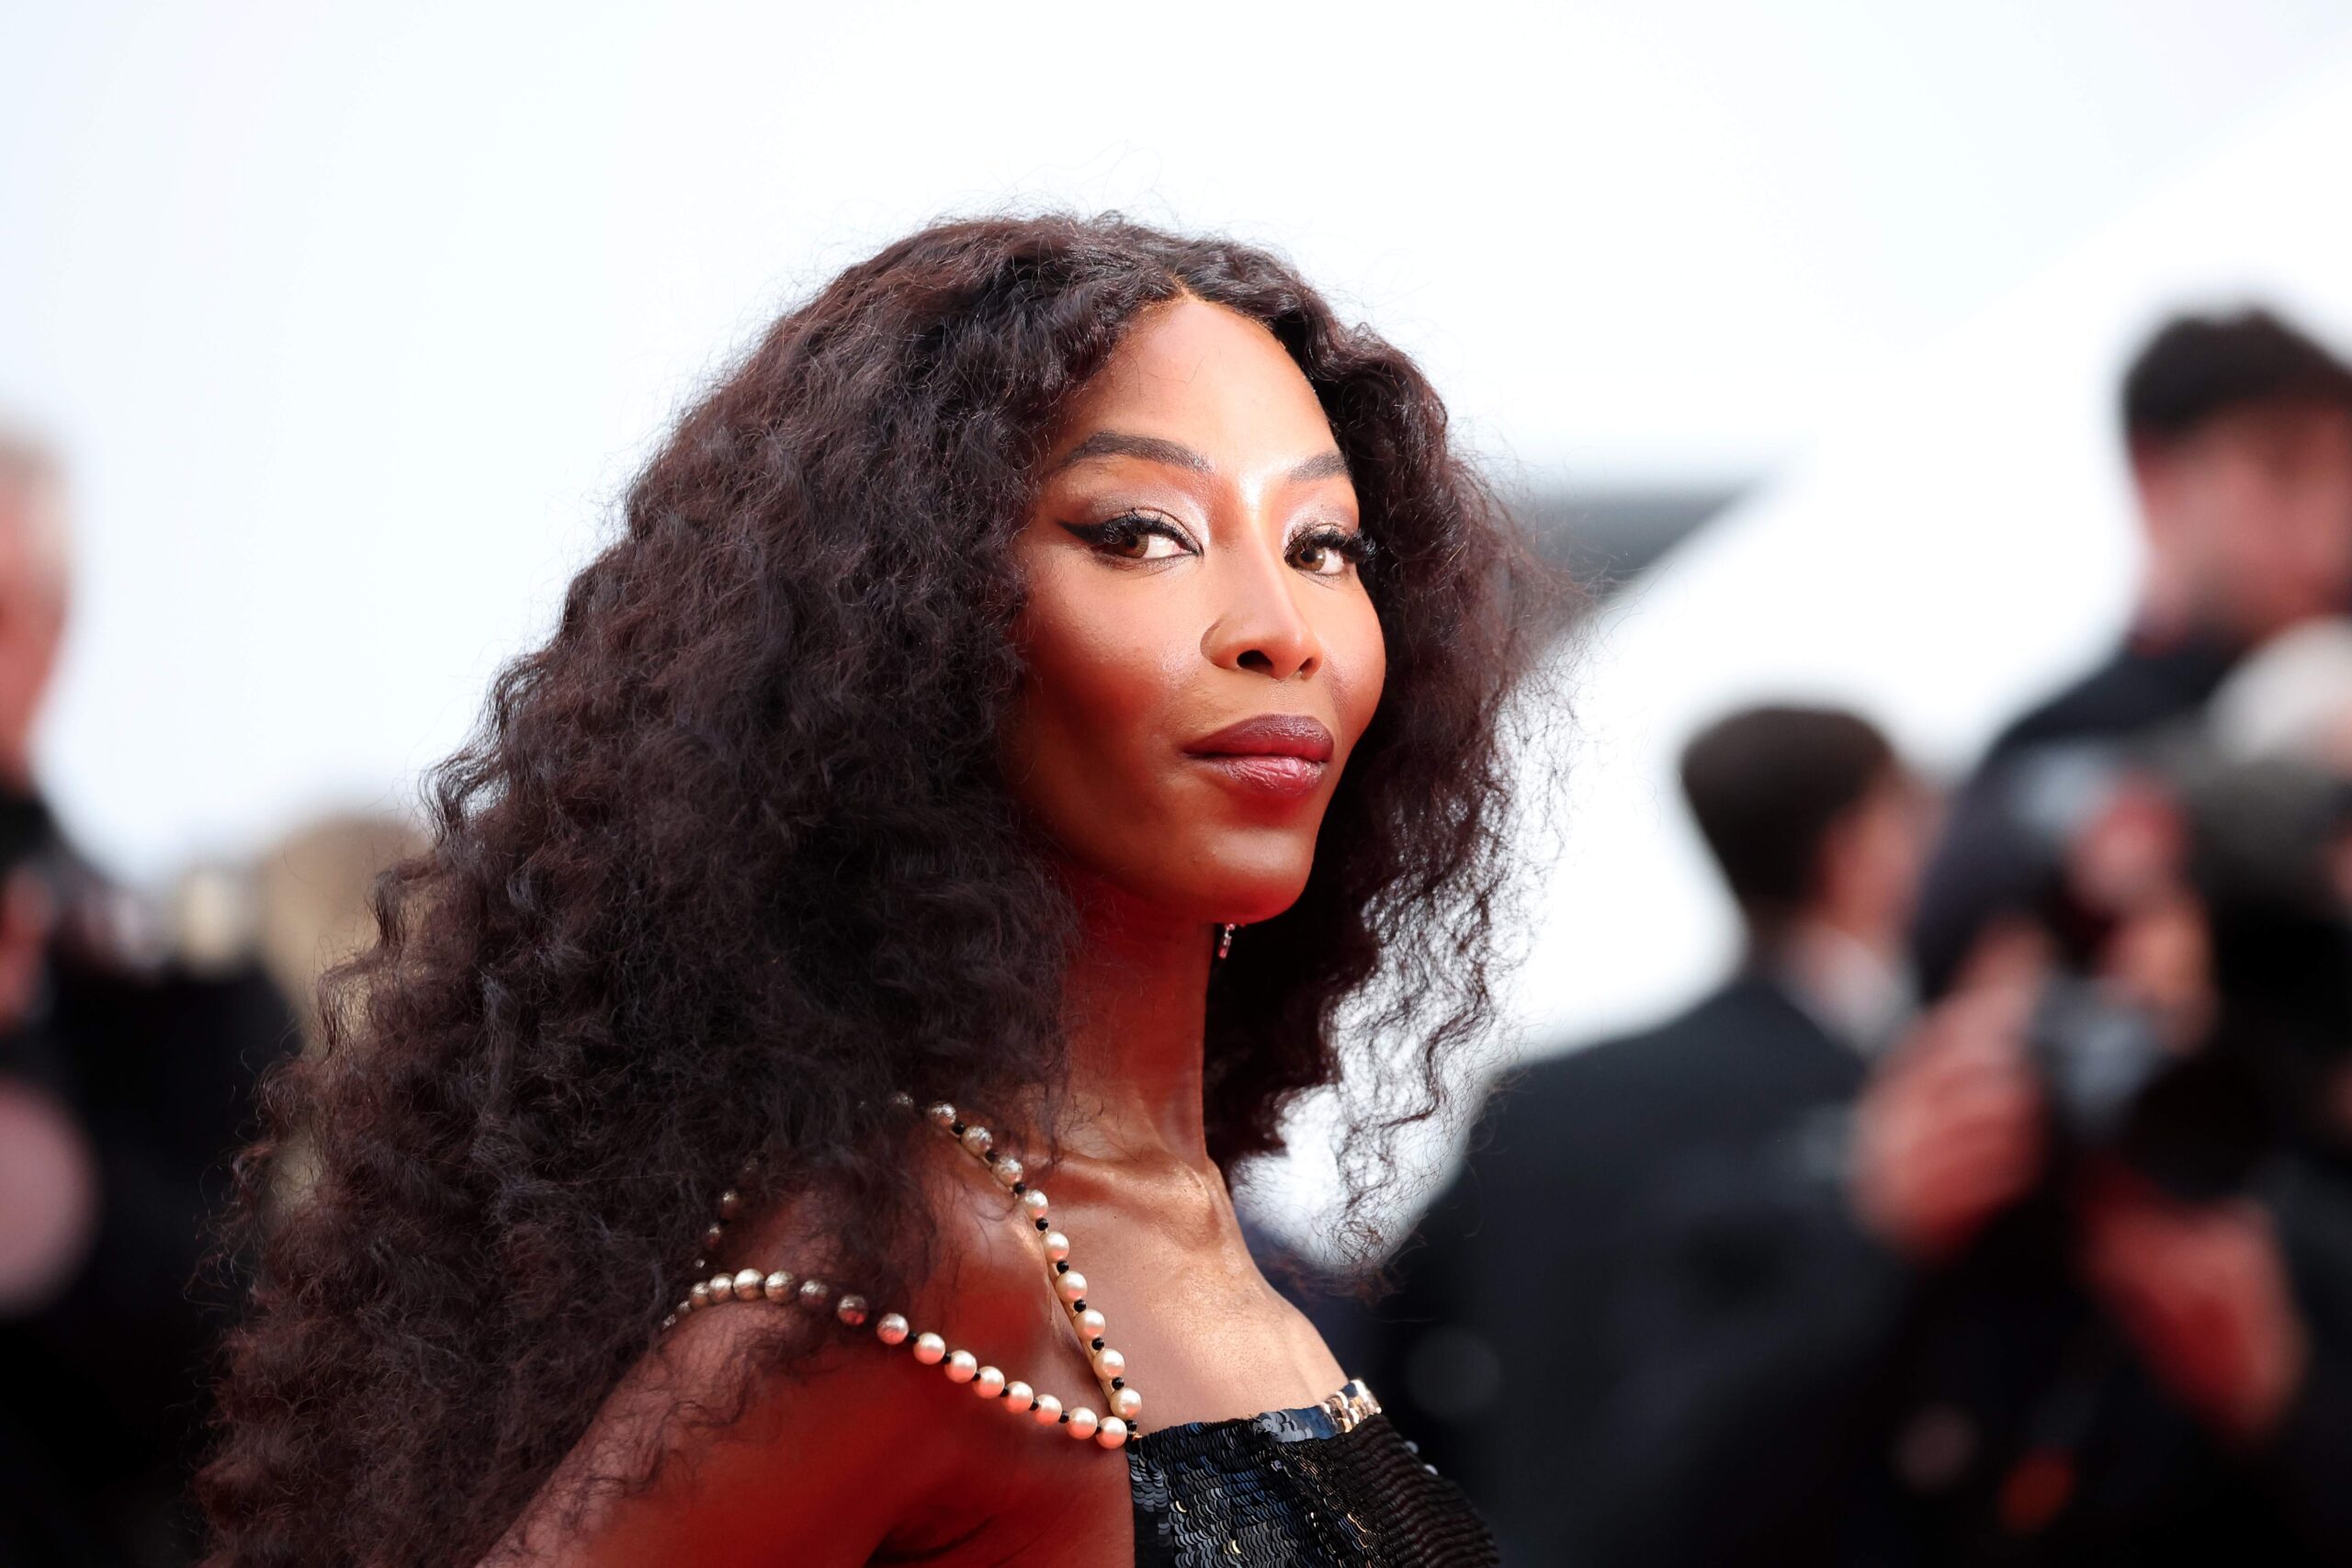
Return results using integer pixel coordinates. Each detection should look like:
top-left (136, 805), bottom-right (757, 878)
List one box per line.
top-left (2203, 400), bottom-right (2352, 459)
top-left (1048, 299), bottom-right (1335, 464)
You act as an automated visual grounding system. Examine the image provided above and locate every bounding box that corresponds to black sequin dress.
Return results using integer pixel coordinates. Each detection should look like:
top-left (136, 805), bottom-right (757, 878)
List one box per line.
top-left (1127, 1382), bottom-right (1497, 1566)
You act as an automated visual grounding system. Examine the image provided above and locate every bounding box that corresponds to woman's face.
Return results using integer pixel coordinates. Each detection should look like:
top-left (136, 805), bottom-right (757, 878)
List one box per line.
top-left (1005, 299), bottom-right (1386, 930)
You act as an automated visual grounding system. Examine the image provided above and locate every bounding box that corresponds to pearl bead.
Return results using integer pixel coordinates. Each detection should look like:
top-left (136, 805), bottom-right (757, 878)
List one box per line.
top-left (695, 1093), bottom-right (1170, 1459)
top-left (888, 1090), bottom-right (913, 1109)
top-left (661, 1314), bottom-right (676, 1330)
top-left (674, 1298), bottom-right (694, 1318)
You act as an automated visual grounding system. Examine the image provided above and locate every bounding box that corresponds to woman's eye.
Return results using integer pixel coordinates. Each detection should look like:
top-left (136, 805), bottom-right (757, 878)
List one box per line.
top-left (1062, 513), bottom-right (1196, 562)
top-left (1288, 527), bottom-right (1373, 578)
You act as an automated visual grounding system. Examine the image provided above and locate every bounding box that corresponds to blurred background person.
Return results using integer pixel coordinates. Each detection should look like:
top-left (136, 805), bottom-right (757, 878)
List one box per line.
top-left (0, 428), bottom-right (299, 1568)
top-left (1916, 306), bottom-right (2352, 997)
top-left (1380, 305), bottom-right (2352, 1566)
top-left (1570, 433), bottom-right (2352, 1562)
top-left (1371, 705), bottom-right (1936, 1564)
top-left (1588, 749), bottom-right (2352, 1565)
top-left (2000, 308), bottom-right (2352, 757)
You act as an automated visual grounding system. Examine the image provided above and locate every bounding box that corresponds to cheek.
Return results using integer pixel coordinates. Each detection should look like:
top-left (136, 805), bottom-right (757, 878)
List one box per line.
top-left (1329, 596), bottom-right (1388, 751)
top-left (2296, 475), bottom-right (2352, 569)
top-left (1008, 565), bottom-right (1187, 791)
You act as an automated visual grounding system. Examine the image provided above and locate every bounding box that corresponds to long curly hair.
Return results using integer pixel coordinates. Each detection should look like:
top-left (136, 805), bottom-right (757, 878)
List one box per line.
top-left (198, 214), bottom-right (1554, 1567)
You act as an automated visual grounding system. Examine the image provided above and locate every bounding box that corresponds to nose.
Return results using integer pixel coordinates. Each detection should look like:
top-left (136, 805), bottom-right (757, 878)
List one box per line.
top-left (1201, 529), bottom-right (1322, 682)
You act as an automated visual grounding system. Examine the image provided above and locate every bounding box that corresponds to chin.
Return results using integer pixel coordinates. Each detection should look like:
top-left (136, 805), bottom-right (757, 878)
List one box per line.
top-left (1057, 814), bottom-right (1324, 927)
top-left (1184, 838), bottom-right (1319, 925)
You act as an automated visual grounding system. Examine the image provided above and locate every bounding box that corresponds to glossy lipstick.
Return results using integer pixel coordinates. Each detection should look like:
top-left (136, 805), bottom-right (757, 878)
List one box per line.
top-left (1183, 715), bottom-right (1335, 800)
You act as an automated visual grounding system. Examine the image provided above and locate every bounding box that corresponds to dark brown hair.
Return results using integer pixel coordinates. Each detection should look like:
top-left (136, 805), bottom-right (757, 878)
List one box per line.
top-left (198, 214), bottom-right (1552, 1566)
top-left (2124, 306), bottom-right (2352, 448)
top-left (1679, 704), bottom-right (1895, 930)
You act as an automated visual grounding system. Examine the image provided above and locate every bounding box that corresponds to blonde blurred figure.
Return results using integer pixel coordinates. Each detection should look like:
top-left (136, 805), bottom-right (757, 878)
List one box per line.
top-left (248, 810), bottom-right (427, 1053)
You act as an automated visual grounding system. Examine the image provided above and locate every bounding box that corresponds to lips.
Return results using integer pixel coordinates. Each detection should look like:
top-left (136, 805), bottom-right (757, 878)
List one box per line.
top-left (1185, 715), bottom-right (1336, 761)
top-left (1184, 715), bottom-right (1335, 801)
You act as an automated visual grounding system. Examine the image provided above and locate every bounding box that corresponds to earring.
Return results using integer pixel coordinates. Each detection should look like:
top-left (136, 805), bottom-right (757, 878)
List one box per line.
top-left (1216, 923), bottom-right (1236, 960)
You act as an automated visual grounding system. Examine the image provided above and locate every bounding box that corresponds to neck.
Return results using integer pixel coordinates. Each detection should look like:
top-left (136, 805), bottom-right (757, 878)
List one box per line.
top-left (1758, 910), bottom-right (1912, 1051)
top-left (1050, 873), bottom-right (1216, 1170)
top-left (2132, 554), bottom-right (2245, 656)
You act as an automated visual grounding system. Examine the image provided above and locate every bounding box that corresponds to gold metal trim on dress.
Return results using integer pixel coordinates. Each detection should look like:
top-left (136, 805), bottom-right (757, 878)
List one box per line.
top-left (1321, 1379), bottom-right (1382, 1434)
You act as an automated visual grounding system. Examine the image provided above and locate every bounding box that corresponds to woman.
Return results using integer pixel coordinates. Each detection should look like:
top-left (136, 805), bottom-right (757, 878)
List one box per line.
top-left (200, 215), bottom-right (1550, 1565)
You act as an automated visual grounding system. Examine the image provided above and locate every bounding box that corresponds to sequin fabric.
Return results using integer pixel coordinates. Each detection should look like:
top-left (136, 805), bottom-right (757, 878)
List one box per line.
top-left (1128, 1399), bottom-right (1498, 1566)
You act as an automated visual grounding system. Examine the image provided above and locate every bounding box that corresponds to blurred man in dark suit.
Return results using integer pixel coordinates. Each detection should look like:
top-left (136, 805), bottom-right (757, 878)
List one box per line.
top-left (0, 430), bottom-right (298, 1567)
top-left (1917, 307), bottom-right (2352, 995)
top-left (1586, 760), bottom-right (2352, 1567)
top-left (1373, 705), bottom-right (1933, 1566)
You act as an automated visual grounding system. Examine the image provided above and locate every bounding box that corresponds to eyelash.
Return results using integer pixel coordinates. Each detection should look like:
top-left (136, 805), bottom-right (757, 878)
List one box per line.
top-left (1064, 513), bottom-right (1376, 575)
top-left (1292, 525), bottom-right (1377, 574)
top-left (1062, 513), bottom-right (1195, 559)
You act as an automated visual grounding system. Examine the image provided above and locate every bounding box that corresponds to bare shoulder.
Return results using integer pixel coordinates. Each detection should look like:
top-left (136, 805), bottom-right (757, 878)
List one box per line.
top-left (720, 1131), bottom-right (1069, 1380)
top-left (483, 1140), bottom-right (1123, 1567)
top-left (481, 1285), bottom-right (941, 1566)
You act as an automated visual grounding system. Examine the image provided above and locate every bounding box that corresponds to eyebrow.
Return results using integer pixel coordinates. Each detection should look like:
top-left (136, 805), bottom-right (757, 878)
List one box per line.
top-left (1049, 430), bottom-right (1351, 484)
top-left (1051, 431), bottom-right (1211, 474)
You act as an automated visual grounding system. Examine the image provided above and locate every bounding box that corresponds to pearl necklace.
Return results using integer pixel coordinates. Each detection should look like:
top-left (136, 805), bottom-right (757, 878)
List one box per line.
top-left (660, 1095), bottom-right (1139, 1451)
